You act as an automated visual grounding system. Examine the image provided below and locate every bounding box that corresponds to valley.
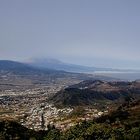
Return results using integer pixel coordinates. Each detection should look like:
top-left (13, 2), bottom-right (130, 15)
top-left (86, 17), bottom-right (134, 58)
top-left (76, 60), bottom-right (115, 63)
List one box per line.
top-left (1, 78), bottom-right (140, 132)
top-left (0, 60), bottom-right (140, 139)
top-left (0, 82), bottom-right (110, 131)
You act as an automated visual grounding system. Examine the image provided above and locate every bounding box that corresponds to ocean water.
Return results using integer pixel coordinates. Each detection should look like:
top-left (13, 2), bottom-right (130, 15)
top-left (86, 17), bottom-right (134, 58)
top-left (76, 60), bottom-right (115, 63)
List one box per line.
top-left (93, 72), bottom-right (140, 81)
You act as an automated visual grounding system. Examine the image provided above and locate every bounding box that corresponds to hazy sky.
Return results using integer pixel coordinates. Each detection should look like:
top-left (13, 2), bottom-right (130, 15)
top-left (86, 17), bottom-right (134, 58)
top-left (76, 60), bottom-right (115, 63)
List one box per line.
top-left (0, 0), bottom-right (140, 69)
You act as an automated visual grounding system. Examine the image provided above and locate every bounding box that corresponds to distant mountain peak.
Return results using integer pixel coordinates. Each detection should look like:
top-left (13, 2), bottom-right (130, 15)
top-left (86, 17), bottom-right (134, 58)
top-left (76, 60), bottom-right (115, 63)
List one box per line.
top-left (32, 58), bottom-right (63, 64)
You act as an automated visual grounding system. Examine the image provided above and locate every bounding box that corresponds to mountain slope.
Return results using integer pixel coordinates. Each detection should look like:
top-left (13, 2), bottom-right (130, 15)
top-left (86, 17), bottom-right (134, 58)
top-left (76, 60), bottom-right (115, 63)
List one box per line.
top-left (29, 58), bottom-right (136, 73)
top-left (29, 58), bottom-right (98, 73)
top-left (0, 60), bottom-right (118, 85)
top-left (0, 60), bottom-right (65, 75)
top-left (0, 60), bottom-right (94, 90)
top-left (0, 99), bottom-right (140, 140)
top-left (50, 80), bottom-right (140, 107)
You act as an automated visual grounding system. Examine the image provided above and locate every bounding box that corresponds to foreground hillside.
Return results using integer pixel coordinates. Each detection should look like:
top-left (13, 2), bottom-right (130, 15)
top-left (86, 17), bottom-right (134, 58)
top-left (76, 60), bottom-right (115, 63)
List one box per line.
top-left (0, 99), bottom-right (140, 140)
top-left (50, 80), bottom-right (140, 107)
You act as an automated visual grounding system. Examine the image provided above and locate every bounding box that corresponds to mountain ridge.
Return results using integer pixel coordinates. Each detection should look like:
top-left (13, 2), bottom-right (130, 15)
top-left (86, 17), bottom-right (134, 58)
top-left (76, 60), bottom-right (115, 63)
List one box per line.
top-left (28, 58), bottom-right (140, 73)
top-left (50, 80), bottom-right (140, 107)
top-left (0, 60), bottom-right (119, 82)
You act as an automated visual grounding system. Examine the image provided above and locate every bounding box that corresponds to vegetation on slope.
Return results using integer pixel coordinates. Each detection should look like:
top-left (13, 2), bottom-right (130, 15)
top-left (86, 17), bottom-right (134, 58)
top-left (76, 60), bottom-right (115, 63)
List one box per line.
top-left (0, 99), bottom-right (140, 140)
top-left (50, 80), bottom-right (140, 107)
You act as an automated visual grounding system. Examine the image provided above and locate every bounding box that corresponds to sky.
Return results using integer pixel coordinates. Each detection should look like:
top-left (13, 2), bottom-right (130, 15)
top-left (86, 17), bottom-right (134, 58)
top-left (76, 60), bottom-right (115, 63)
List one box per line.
top-left (0, 0), bottom-right (140, 69)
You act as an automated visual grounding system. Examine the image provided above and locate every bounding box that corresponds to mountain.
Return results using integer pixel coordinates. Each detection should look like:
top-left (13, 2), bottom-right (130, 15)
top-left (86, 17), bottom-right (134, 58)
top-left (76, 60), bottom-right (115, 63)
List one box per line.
top-left (0, 60), bottom-right (90, 77)
top-left (0, 60), bottom-right (95, 90)
top-left (0, 60), bottom-right (45, 75)
top-left (29, 58), bottom-right (140, 74)
top-left (0, 60), bottom-right (118, 85)
top-left (0, 60), bottom-right (66, 82)
top-left (0, 60), bottom-right (118, 92)
top-left (50, 80), bottom-right (140, 107)
top-left (28, 58), bottom-right (97, 73)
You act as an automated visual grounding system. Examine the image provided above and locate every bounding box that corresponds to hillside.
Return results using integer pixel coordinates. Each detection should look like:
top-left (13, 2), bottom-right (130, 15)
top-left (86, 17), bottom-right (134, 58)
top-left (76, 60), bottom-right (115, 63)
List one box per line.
top-left (62, 99), bottom-right (140, 140)
top-left (50, 80), bottom-right (140, 107)
top-left (0, 60), bottom-right (80, 76)
top-left (0, 99), bottom-right (140, 140)
top-left (0, 120), bottom-right (61, 140)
